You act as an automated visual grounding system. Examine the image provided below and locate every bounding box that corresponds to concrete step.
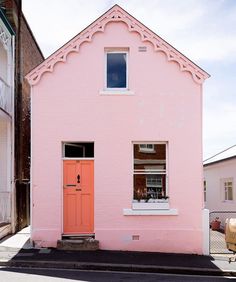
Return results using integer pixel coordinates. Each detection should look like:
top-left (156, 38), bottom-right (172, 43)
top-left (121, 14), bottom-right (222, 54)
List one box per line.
top-left (57, 238), bottom-right (99, 251)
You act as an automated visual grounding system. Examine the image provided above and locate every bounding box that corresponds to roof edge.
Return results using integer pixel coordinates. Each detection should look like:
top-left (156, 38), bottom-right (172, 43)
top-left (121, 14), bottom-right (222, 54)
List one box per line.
top-left (204, 155), bottom-right (236, 167)
top-left (26, 4), bottom-right (210, 86)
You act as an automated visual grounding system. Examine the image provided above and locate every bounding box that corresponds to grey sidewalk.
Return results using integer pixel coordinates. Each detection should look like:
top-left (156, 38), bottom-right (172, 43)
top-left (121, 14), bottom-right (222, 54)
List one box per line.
top-left (0, 228), bottom-right (235, 277)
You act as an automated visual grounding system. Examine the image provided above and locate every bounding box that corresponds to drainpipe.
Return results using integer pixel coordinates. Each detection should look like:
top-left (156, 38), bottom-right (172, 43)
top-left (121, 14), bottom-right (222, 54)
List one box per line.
top-left (11, 34), bottom-right (15, 234)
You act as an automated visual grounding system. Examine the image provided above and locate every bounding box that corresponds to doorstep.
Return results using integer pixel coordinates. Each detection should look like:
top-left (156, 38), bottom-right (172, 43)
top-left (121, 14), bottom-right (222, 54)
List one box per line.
top-left (57, 237), bottom-right (99, 251)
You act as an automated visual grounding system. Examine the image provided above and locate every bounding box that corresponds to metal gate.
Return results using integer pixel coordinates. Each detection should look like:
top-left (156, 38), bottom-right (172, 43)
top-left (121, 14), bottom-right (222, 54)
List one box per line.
top-left (209, 211), bottom-right (236, 254)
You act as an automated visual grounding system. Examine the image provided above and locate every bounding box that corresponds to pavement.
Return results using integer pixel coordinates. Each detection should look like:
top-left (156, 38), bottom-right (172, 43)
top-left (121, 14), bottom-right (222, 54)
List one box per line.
top-left (0, 227), bottom-right (235, 277)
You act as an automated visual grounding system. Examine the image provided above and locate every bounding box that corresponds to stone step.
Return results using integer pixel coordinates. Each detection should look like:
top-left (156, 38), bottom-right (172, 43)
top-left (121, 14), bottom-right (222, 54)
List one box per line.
top-left (57, 238), bottom-right (99, 251)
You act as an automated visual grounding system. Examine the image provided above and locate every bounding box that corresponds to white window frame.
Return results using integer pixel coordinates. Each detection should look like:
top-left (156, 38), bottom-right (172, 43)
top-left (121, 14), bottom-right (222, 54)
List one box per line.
top-left (139, 144), bottom-right (155, 153)
top-left (62, 142), bottom-right (94, 159)
top-left (105, 50), bottom-right (128, 91)
top-left (204, 180), bottom-right (206, 202)
top-left (146, 174), bottom-right (162, 188)
top-left (132, 142), bottom-right (169, 210)
top-left (222, 178), bottom-right (233, 202)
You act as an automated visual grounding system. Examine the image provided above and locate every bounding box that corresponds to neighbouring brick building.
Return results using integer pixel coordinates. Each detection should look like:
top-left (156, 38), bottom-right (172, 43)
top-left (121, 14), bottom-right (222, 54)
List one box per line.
top-left (0, 0), bottom-right (44, 238)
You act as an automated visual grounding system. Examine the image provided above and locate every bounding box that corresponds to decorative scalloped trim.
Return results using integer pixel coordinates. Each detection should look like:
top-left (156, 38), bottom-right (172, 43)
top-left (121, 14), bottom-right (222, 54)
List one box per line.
top-left (26, 5), bottom-right (209, 85)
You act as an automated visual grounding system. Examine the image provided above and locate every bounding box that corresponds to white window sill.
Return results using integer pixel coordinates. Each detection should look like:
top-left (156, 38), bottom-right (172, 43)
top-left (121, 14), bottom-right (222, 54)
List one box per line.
top-left (132, 202), bottom-right (169, 210)
top-left (99, 90), bottom-right (134, 95)
top-left (123, 208), bottom-right (178, 216)
top-left (139, 149), bottom-right (156, 154)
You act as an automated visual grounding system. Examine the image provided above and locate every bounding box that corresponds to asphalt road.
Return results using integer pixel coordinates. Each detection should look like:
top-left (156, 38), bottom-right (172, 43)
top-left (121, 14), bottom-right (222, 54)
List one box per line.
top-left (0, 267), bottom-right (235, 282)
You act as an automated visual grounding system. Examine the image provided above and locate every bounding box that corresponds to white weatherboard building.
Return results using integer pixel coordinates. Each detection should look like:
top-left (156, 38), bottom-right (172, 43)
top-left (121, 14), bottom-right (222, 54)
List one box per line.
top-left (204, 145), bottom-right (236, 213)
top-left (0, 9), bottom-right (14, 238)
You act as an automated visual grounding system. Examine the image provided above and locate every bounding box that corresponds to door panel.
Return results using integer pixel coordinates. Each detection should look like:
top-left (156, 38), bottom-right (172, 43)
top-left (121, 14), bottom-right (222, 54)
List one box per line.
top-left (63, 160), bottom-right (94, 234)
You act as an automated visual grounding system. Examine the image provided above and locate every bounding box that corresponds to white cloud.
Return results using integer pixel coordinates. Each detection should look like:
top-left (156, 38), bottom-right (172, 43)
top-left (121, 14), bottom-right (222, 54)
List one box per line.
top-left (23, 0), bottom-right (236, 61)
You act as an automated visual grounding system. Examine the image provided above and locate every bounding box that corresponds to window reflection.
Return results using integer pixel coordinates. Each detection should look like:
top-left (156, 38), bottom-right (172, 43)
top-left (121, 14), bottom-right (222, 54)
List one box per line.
top-left (133, 144), bottom-right (167, 202)
top-left (107, 53), bottom-right (127, 88)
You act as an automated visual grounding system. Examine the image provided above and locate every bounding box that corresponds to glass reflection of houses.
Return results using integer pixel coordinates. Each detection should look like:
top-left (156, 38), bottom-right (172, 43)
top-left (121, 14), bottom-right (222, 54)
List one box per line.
top-left (133, 144), bottom-right (167, 202)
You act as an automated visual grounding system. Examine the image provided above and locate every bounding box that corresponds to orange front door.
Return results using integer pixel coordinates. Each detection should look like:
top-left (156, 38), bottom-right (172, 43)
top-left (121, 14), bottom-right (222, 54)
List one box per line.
top-left (63, 160), bottom-right (94, 234)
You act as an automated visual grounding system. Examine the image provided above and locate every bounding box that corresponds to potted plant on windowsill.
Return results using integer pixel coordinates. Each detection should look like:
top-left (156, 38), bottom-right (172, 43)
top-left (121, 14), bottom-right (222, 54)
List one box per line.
top-left (211, 217), bottom-right (221, 231)
top-left (157, 193), bottom-right (169, 200)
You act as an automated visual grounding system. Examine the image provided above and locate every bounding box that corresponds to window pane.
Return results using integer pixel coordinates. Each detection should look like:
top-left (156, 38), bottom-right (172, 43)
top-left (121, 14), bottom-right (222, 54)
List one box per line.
top-left (133, 174), bottom-right (166, 201)
top-left (228, 187), bottom-right (233, 200)
top-left (133, 143), bottom-right (167, 202)
top-left (134, 144), bottom-right (166, 171)
top-left (107, 53), bottom-right (126, 88)
top-left (139, 144), bottom-right (154, 152)
top-left (64, 142), bottom-right (94, 158)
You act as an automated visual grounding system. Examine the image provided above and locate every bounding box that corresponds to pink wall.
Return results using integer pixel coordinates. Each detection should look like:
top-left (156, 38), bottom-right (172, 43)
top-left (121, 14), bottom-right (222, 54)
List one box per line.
top-left (30, 21), bottom-right (204, 253)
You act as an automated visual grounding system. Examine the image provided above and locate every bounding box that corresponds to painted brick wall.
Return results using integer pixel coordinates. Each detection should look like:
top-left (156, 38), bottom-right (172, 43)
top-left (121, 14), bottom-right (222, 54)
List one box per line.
top-left (0, 0), bottom-right (44, 229)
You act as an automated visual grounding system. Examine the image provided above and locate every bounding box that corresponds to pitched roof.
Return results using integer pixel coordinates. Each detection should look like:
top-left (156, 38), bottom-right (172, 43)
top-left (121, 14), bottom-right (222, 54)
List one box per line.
top-left (26, 4), bottom-right (210, 86)
top-left (203, 145), bottom-right (236, 166)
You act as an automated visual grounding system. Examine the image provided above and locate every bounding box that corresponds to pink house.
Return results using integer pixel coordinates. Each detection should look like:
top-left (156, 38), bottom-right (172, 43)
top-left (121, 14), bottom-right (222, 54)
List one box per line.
top-left (26, 5), bottom-right (210, 254)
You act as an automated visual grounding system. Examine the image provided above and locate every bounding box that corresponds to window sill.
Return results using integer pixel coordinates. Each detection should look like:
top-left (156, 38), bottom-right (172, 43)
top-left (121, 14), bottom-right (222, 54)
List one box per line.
top-left (99, 90), bottom-right (134, 95)
top-left (132, 202), bottom-right (169, 210)
top-left (123, 208), bottom-right (178, 216)
top-left (139, 149), bottom-right (156, 154)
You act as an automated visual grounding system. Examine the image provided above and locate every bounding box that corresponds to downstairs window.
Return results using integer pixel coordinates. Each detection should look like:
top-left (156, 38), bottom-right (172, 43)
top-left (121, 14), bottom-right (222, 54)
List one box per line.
top-left (133, 143), bottom-right (168, 203)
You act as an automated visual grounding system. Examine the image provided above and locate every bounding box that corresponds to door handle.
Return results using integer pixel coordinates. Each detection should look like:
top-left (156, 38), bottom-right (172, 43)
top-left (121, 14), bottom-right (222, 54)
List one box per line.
top-left (76, 188), bottom-right (81, 191)
top-left (77, 174), bottom-right (80, 183)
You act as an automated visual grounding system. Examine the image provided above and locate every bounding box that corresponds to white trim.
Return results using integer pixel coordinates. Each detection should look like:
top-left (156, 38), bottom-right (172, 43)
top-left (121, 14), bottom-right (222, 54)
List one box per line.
top-left (221, 177), bottom-right (233, 202)
top-left (0, 17), bottom-right (11, 49)
top-left (123, 208), bottom-right (178, 216)
top-left (132, 142), bottom-right (168, 202)
top-left (30, 85), bottom-right (33, 240)
top-left (62, 142), bottom-right (94, 158)
top-left (99, 90), bottom-right (134, 95)
top-left (10, 35), bottom-right (15, 233)
top-left (132, 202), bottom-right (169, 210)
top-left (202, 208), bottom-right (209, 255)
top-left (62, 158), bottom-right (95, 160)
top-left (61, 156), bottom-right (64, 236)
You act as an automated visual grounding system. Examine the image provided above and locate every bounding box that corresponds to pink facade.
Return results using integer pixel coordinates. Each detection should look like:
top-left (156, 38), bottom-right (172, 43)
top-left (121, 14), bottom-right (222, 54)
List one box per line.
top-left (27, 6), bottom-right (209, 254)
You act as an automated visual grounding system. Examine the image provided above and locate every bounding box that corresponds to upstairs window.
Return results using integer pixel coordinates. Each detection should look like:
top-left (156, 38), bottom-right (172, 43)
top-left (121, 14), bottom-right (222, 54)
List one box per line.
top-left (106, 52), bottom-right (127, 89)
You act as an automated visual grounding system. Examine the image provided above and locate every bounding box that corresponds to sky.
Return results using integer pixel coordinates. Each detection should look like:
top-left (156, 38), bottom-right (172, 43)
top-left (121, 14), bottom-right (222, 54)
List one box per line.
top-left (22, 0), bottom-right (236, 160)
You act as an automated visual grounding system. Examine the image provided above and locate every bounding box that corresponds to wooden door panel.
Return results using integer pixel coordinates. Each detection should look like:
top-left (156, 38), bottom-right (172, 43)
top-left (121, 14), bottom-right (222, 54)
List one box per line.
top-left (64, 161), bottom-right (77, 186)
top-left (81, 194), bottom-right (91, 230)
top-left (63, 160), bottom-right (94, 234)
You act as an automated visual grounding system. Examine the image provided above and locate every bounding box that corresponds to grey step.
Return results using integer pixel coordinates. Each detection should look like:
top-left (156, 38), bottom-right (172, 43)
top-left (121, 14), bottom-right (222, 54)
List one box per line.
top-left (57, 238), bottom-right (99, 251)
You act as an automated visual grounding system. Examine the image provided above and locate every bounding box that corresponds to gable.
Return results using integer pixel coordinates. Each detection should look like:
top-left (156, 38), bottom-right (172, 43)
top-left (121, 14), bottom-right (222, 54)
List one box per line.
top-left (26, 5), bottom-right (209, 86)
